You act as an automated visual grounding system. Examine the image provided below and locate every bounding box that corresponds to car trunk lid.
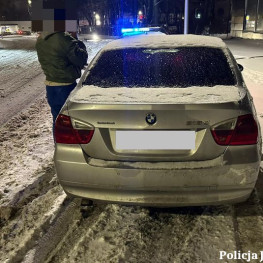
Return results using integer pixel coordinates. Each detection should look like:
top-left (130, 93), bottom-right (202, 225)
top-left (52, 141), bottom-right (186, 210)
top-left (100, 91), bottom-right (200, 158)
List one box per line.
top-left (66, 85), bottom-right (249, 162)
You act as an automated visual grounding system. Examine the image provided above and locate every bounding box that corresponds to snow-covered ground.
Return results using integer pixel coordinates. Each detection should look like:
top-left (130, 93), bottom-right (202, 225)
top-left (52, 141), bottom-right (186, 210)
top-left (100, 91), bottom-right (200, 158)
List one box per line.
top-left (0, 36), bottom-right (263, 263)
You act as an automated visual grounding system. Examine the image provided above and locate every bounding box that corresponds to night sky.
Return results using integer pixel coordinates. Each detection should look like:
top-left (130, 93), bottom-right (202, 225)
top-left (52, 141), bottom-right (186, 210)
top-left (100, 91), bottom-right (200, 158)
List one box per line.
top-left (0, 0), bottom-right (30, 20)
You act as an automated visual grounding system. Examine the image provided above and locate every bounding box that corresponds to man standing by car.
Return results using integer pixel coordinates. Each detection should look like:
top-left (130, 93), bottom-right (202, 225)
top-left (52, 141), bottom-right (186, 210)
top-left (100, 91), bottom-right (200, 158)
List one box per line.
top-left (35, 29), bottom-right (88, 135)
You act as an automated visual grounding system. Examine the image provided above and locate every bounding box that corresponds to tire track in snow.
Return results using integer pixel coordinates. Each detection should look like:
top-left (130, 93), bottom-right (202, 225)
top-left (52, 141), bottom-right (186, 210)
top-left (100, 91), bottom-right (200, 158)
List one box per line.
top-left (0, 185), bottom-right (65, 263)
top-left (120, 206), bottom-right (206, 263)
top-left (42, 205), bottom-right (238, 263)
top-left (0, 72), bottom-right (45, 126)
top-left (0, 50), bottom-right (41, 98)
top-left (22, 198), bottom-right (83, 263)
top-left (172, 206), bottom-right (237, 263)
top-left (46, 204), bottom-right (124, 263)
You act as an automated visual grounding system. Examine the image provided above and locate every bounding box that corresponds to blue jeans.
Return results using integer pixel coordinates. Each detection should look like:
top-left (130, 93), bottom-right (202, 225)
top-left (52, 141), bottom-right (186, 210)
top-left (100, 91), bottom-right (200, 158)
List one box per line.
top-left (46, 82), bottom-right (77, 134)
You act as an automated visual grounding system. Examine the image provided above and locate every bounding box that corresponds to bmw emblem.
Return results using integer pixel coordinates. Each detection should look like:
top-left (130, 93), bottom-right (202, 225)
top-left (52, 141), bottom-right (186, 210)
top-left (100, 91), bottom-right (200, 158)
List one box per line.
top-left (146, 113), bottom-right (157, 125)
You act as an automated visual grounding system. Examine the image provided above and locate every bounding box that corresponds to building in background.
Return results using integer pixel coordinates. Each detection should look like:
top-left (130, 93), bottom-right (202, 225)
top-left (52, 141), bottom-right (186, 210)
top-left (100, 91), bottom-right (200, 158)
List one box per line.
top-left (0, 0), bottom-right (262, 38)
top-left (0, 21), bottom-right (31, 34)
top-left (231, 0), bottom-right (263, 39)
top-left (188, 0), bottom-right (231, 35)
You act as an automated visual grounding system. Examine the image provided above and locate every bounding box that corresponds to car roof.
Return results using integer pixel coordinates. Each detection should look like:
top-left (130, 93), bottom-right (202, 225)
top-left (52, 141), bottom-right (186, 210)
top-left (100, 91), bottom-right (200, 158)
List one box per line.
top-left (102, 34), bottom-right (226, 52)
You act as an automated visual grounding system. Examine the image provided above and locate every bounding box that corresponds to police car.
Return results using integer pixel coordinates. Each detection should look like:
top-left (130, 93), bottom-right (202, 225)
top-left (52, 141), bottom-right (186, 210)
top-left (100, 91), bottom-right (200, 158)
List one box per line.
top-left (121, 26), bottom-right (166, 37)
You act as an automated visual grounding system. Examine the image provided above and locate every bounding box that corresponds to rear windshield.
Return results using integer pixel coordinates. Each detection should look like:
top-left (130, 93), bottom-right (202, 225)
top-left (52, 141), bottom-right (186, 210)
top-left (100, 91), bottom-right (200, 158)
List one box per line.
top-left (84, 47), bottom-right (236, 88)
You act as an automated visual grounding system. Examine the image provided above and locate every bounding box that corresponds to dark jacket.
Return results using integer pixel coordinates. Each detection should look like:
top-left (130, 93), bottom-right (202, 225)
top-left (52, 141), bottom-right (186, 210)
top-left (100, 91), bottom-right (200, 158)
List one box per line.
top-left (36, 31), bottom-right (88, 83)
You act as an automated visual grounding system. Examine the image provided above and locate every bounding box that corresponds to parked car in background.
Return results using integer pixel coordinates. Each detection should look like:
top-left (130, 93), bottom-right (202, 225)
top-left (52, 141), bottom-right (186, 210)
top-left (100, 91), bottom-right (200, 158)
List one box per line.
top-left (0, 25), bottom-right (18, 35)
top-left (54, 34), bottom-right (261, 207)
top-left (17, 29), bottom-right (31, 35)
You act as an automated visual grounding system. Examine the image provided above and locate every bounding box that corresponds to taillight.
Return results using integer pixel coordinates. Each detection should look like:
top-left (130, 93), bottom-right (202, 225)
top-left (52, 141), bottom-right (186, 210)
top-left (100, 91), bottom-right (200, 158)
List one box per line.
top-left (55, 114), bottom-right (94, 144)
top-left (211, 114), bottom-right (258, 146)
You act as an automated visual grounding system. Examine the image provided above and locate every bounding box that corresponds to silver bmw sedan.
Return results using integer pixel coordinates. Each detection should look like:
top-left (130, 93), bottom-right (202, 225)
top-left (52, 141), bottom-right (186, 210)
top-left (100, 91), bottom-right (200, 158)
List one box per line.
top-left (54, 34), bottom-right (262, 206)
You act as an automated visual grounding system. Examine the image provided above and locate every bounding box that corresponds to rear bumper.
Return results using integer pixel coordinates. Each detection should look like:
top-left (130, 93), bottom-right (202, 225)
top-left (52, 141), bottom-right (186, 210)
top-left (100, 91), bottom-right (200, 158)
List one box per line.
top-left (55, 144), bottom-right (260, 206)
top-left (62, 187), bottom-right (252, 206)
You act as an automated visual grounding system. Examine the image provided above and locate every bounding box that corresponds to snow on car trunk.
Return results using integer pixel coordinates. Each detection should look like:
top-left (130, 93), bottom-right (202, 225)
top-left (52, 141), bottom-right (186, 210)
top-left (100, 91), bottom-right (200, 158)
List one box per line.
top-left (70, 85), bottom-right (243, 104)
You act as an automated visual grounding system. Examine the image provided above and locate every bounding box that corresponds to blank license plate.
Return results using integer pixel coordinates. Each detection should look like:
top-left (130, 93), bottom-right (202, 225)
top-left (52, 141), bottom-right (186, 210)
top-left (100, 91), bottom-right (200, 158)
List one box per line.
top-left (116, 131), bottom-right (195, 150)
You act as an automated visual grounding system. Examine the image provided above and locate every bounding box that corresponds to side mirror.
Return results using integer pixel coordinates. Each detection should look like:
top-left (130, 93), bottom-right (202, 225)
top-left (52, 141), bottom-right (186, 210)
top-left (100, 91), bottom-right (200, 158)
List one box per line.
top-left (238, 64), bottom-right (244, 71)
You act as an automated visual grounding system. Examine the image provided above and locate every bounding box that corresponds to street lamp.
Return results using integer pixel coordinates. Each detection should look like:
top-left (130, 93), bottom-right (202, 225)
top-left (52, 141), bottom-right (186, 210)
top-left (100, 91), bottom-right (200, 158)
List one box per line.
top-left (184, 0), bottom-right (189, 34)
top-left (27, 0), bottom-right (32, 16)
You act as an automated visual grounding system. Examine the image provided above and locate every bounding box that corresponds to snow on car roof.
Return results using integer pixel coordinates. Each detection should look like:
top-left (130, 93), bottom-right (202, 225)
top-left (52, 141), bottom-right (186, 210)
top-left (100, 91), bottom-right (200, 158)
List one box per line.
top-left (102, 34), bottom-right (226, 51)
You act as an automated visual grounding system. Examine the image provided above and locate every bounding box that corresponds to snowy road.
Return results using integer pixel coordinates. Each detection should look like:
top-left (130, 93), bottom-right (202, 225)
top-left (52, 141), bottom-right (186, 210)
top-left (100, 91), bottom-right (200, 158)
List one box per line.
top-left (0, 50), bottom-right (44, 125)
top-left (0, 37), bottom-right (263, 263)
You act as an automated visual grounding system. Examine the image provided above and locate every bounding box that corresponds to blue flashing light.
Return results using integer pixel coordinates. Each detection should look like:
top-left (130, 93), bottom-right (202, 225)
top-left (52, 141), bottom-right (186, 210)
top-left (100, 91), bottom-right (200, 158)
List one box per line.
top-left (121, 27), bottom-right (151, 35)
top-left (121, 28), bottom-right (134, 33)
top-left (139, 27), bottom-right (150, 32)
